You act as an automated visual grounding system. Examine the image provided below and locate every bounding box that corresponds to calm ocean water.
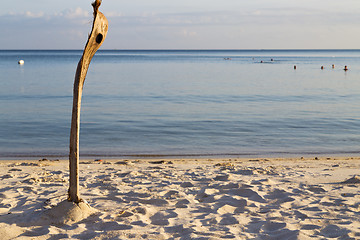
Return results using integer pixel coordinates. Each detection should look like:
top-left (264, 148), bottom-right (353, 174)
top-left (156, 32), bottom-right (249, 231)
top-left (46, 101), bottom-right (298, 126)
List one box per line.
top-left (1, 49), bottom-right (360, 159)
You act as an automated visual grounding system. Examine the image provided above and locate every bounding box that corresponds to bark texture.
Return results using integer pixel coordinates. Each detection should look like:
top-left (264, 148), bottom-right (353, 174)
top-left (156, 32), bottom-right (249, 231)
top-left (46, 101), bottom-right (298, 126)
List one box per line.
top-left (68, 0), bottom-right (108, 203)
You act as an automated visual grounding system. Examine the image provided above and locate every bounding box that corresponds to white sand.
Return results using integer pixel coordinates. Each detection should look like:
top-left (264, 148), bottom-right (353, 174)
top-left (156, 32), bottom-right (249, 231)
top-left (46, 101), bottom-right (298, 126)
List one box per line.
top-left (0, 157), bottom-right (360, 239)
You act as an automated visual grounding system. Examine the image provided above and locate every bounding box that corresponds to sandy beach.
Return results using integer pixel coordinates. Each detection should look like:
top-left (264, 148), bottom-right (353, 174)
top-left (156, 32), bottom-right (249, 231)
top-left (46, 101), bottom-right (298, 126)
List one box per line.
top-left (0, 157), bottom-right (360, 239)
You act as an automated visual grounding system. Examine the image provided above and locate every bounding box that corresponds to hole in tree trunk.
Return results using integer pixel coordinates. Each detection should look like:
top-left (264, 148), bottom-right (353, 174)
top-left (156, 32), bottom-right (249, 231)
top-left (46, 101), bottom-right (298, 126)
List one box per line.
top-left (96, 33), bottom-right (103, 44)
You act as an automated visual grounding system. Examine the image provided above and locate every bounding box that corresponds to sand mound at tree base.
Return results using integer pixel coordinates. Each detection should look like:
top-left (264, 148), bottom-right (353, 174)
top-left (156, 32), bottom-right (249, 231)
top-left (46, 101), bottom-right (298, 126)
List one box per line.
top-left (42, 200), bottom-right (97, 225)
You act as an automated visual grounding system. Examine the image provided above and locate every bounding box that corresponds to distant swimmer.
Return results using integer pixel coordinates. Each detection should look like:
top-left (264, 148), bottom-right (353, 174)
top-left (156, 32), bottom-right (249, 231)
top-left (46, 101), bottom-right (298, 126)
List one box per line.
top-left (344, 65), bottom-right (348, 71)
top-left (332, 64), bottom-right (335, 69)
top-left (321, 66), bottom-right (324, 70)
top-left (294, 65), bottom-right (297, 70)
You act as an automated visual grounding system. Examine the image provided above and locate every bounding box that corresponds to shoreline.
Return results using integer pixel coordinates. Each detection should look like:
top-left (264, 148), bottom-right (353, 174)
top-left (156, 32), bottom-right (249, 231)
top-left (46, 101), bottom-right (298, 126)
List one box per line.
top-left (2, 151), bottom-right (360, 161)
top-left (1, 154), bottom-right (360, 162)
top-left (1, 157), bottom-right (360, 239)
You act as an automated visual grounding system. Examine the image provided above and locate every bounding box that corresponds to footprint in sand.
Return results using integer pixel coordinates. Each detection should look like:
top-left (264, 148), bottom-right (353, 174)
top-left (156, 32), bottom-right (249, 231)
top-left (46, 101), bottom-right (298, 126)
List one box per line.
top-left (320, 224), bottom-right (351, 238)
top-left (294, 210), bottom-right (308, 220)
top-left (265, 189), bottom-right (289, 199)
top-left (133, 206), bottom-right (147, 215)
top-left (217, 204), bottom-right (237, 215)
top-left (201, 217), bottom-right (218, 226)
top-left (251, 178), bottom-right (274, 185)
top-left (264, 188), bottom-right (295, 204)
top-left (139, 198), bottom-right (169, 206)
top-left (195, 188), bottom-right (218, 203)
top-left (219, 182), bottom-right (240, 190)
top-left (246, 219), bottom-right (265, 233)
top-left (97, 222), bottom-right (133, 231)
top-left (218, 214), bottom-right (239, 225)
top-left (259, 221), bottom-right (300, 239)
top-left (8, 168), bottom-right (22, 172)
top-left (163, 190), bottom-right (180, 199)
top-left (213, 174), bottom-right (230, 181)
top-left (175, 199), bottom-right (190, 208)
top-left (180, 182), bottom-right (194, 188)
top-left (217, 196), bottom-right (247, 212)
top-left (150, 211), bottom-right (178, 226)
top-left (117, 210), bottom-right (134, 218)
top-left (301, 224), bottom-right (321, 230)
top-left (164, 225), bottom-right (193, 236)
top-left (229, 188), bottom-right (266, 203)
top-left (307, 185), bottom-right (326, 194)
top-left (1, 174), bottom-right (13, 179)
top-left (261, 221), bottom-right (286, 232)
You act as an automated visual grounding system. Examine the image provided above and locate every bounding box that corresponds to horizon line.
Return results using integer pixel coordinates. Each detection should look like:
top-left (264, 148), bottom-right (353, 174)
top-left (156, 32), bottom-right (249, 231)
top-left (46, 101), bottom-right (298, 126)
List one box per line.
top-left (2, 48), bottom-right (360, 51)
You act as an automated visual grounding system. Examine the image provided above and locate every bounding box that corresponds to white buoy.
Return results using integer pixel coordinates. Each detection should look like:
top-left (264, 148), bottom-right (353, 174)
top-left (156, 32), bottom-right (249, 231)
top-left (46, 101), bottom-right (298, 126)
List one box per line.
top-left (18, 60), bottom-right (24, 65)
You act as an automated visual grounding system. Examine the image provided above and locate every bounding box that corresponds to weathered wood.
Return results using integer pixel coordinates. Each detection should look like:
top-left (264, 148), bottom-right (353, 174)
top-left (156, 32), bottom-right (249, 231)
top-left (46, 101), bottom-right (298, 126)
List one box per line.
top-left (68, 0), bottom-right (108, 203)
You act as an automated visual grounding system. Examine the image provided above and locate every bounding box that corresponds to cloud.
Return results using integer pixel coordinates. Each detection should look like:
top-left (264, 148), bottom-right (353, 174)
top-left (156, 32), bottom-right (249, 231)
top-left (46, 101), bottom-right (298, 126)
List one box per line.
top-left (104, 11), bottom-right (123, 18)
top-left (105, 7), bottom-right (360, 28)
top-left (58, 7), bottom-right (90, 19)
top-left (2, 4), bottom-right (360, 49)
top-left (4, 7), bottom-right (90, 21)
top-left (4, 6), bottom-right (360, 28)
top-left (178, 29), bottom-right (197, 37)
top-left (0, 8), bottom-right (94, 49)
top-left (24, 11), bottom-right (45, 18)
top-left (107, 11), bottom-right (242, 26)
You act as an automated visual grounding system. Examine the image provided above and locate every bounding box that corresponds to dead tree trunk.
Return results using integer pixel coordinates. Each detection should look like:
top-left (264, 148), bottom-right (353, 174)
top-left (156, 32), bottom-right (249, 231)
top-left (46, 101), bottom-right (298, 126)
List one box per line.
top-left (68, 0), bottom-right (108, 203)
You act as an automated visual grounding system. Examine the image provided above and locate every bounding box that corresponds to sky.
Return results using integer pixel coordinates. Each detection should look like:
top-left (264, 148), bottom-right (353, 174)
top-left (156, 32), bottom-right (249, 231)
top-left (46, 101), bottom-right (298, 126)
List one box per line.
top-left (1, 0), bottom-right (360, 49)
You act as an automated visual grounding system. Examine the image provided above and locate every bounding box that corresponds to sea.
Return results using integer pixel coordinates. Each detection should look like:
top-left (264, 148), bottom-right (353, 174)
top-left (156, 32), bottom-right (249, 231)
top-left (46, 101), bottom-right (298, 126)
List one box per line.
top-left (1, 49), bottom-right (360, 159)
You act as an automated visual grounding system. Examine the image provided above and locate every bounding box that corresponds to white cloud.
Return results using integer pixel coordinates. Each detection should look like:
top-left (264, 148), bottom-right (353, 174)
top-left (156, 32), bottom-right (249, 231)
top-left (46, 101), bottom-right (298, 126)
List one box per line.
top-left (2, 2), bottom-right (360, 49)
top-left (104, 11), bottom-right (123, 18)
top-left (58, 7), bottom-right (90, 19)
top-left (4, 7), bottom-right (90, 20)
top-left (107, 8), bottom-right (355, 28)
top-left (0, 8), bottom-right (94, 49)
top-left (24, 11), bottom-right (45, 18)
top-left (180, 29), bottom-right (197, 37)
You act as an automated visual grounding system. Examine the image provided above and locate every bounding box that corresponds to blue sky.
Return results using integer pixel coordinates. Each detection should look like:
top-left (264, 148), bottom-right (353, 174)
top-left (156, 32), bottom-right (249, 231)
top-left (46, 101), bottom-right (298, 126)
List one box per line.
top-left (1, 0), bottom-right (360, 49)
